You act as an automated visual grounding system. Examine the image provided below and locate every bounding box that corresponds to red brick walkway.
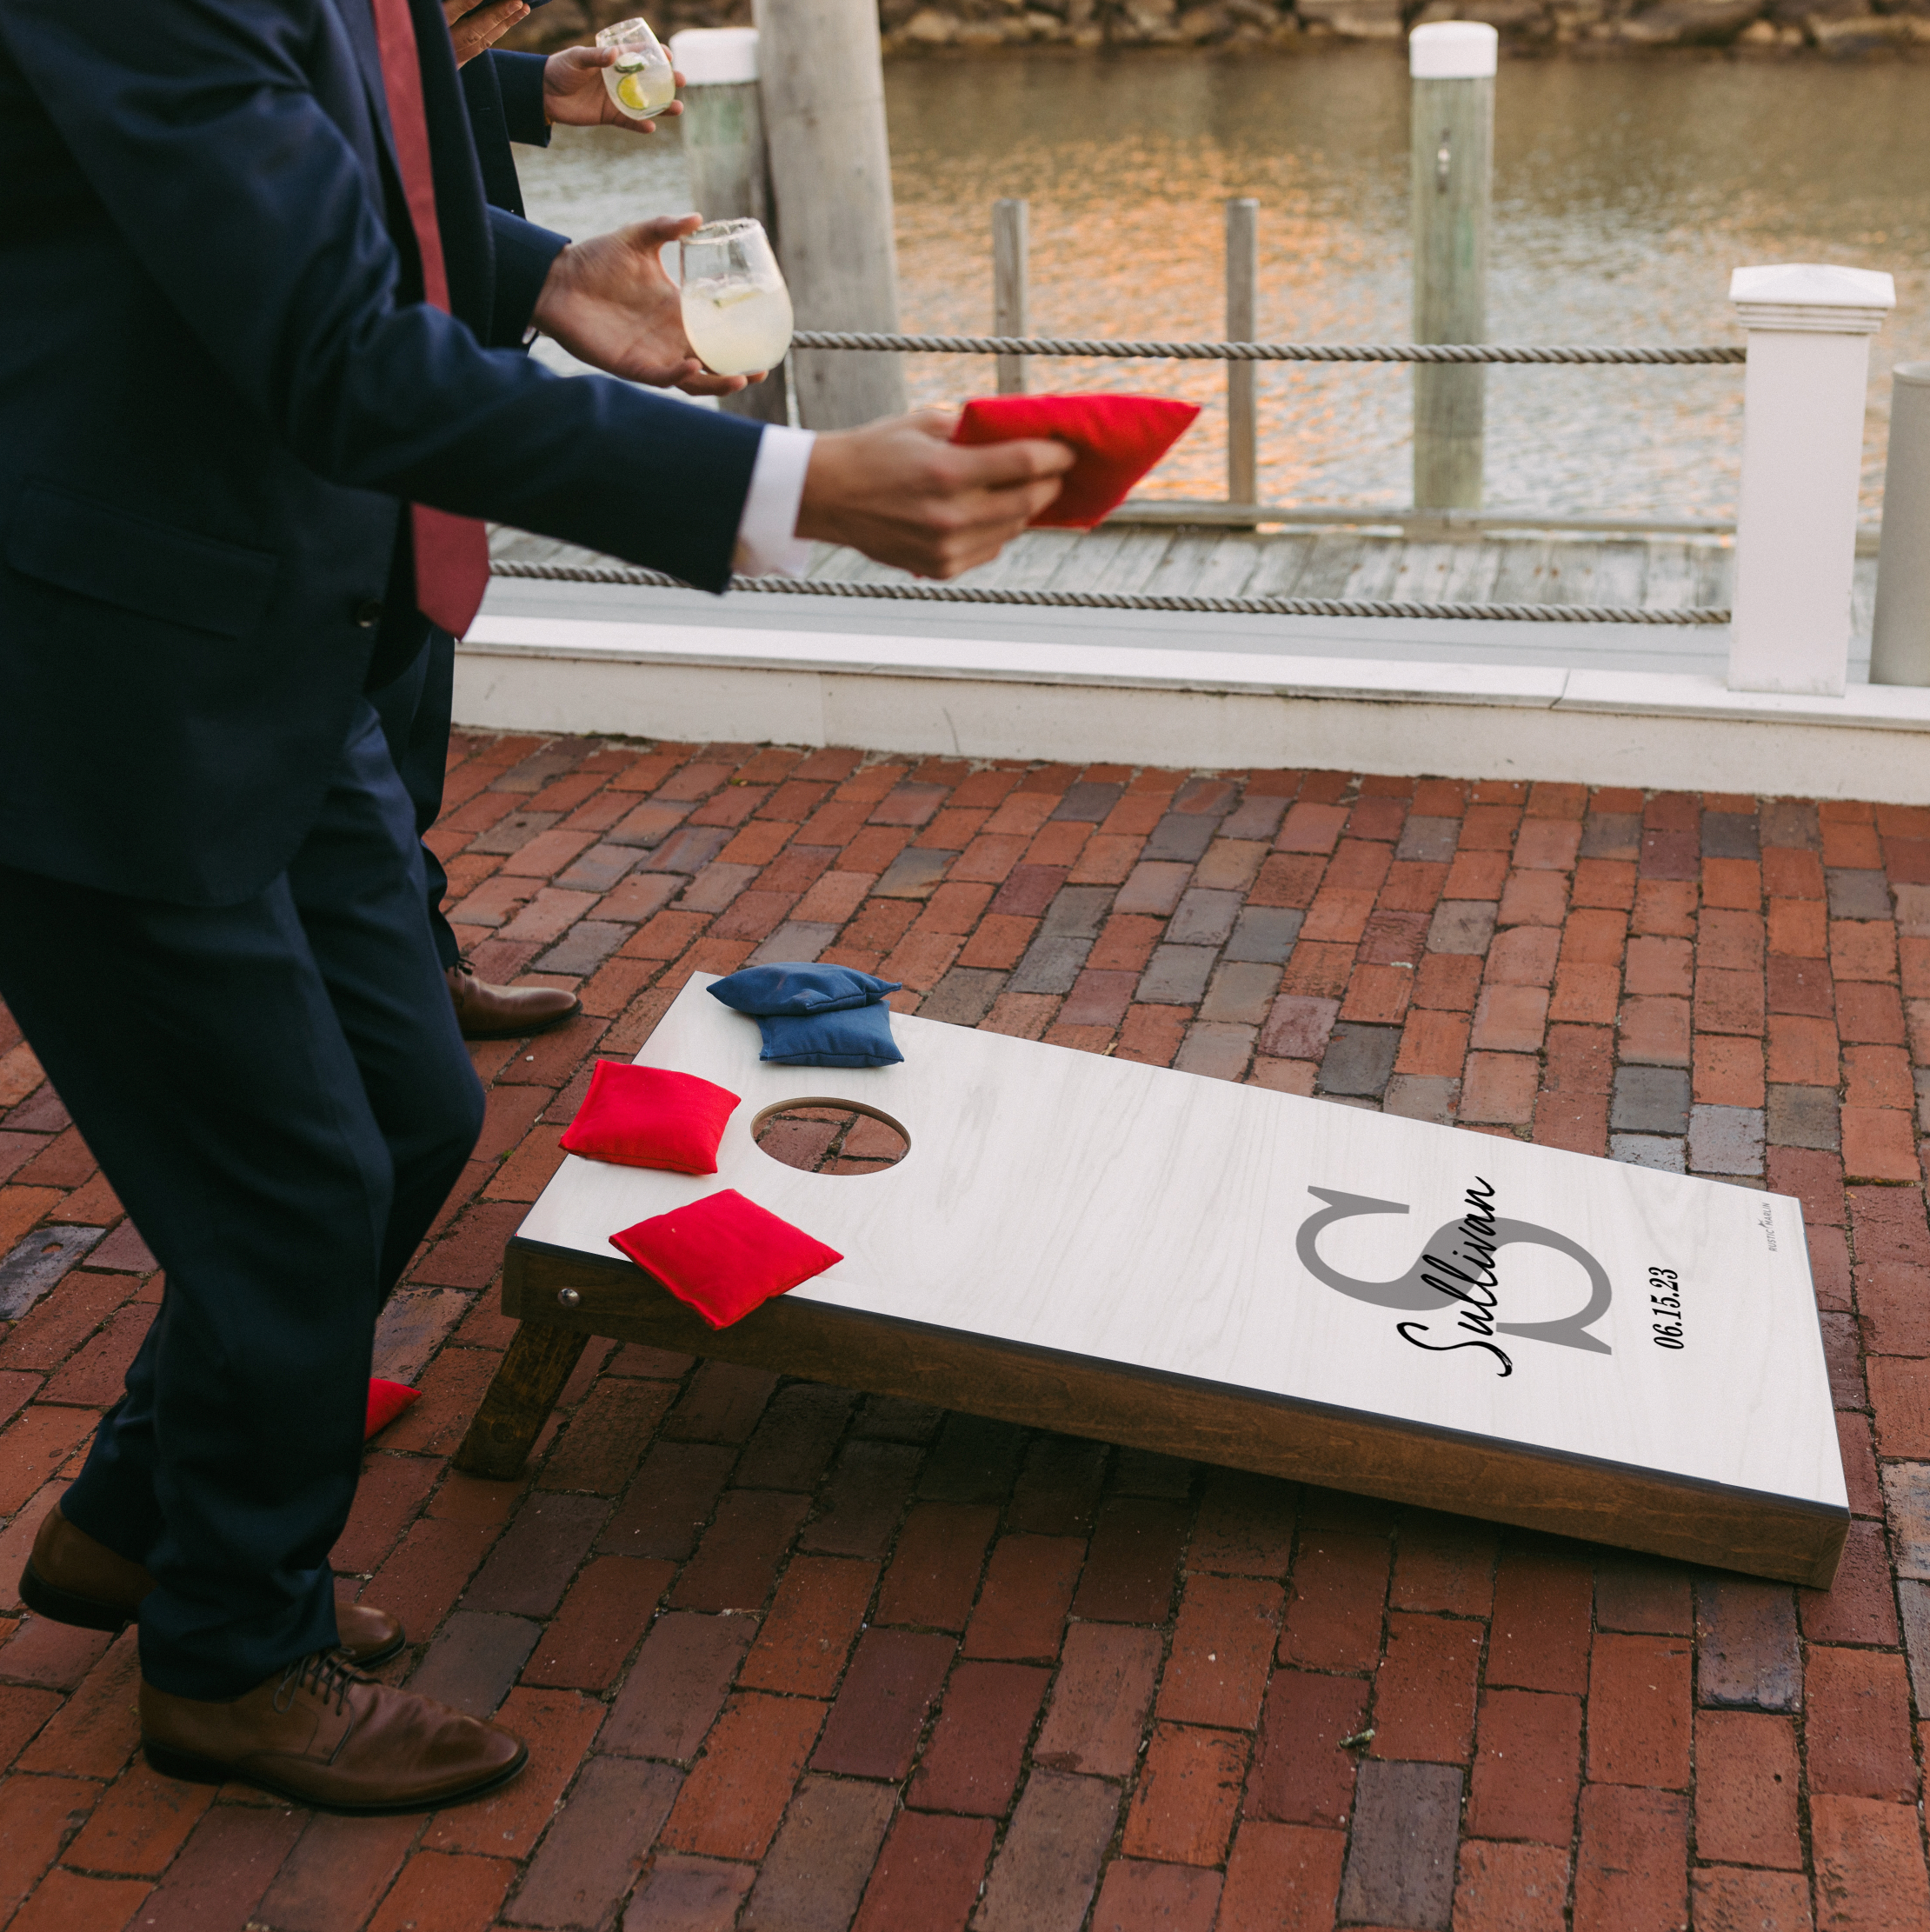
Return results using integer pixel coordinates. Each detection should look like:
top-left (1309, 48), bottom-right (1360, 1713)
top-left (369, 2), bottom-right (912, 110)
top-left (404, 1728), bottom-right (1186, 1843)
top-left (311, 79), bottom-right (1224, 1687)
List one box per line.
top-left (3, 736), bottom-right (1928, 1932)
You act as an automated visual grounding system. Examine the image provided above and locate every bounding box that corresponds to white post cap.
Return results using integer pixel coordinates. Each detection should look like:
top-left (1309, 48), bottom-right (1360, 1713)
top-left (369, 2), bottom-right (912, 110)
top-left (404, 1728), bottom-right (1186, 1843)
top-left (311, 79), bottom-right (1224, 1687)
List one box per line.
top-left (1730, 262), bottom-right (1895, 336)
top-left (669, 26), bottom-right (759, 83)
top-left (1409, 22), bottom-right (1498, 78)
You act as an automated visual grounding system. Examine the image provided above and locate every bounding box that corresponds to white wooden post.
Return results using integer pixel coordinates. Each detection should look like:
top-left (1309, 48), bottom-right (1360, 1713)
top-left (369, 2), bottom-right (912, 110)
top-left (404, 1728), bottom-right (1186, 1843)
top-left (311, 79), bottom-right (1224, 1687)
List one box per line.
top-left (671, 28), bottom-right (787, 427)
top-left (752, 0), bottom-right (908, 429)
top-left (1727, 263), bottom-right (1893, 696)
top-left (672, 30), bottom-right (767, 224)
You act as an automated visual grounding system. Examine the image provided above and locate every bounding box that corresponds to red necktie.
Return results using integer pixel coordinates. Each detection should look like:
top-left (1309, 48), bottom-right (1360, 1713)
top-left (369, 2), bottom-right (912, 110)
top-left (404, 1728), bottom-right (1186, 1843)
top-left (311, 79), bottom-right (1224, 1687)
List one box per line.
top-left (369, 0), bottom-right (491, 638)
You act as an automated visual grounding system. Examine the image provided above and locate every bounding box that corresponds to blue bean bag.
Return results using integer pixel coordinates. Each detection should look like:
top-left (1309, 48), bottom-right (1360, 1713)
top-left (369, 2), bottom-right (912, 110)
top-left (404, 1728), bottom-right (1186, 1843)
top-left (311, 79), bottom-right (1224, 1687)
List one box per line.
top-left (709, 963), bottom-right (904, 1067)
top-left (756, 1000), bottom-right (902, 1068)
top-left (707, 963), bottom-right (901, 1016)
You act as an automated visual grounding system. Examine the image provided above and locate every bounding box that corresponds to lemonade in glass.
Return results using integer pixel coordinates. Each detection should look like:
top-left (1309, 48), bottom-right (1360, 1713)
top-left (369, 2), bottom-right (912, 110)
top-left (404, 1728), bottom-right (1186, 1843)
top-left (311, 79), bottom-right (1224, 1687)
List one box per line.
top-left (596, 18), bottom-right (676, 119)
top-left (680, 219), bottom-right (794, 377)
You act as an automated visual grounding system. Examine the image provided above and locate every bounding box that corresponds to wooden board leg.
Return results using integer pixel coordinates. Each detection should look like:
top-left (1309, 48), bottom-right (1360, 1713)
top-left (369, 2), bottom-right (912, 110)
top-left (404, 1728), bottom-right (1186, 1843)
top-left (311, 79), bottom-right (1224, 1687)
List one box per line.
top-left (451, 1320), bottom-right (590, 1480)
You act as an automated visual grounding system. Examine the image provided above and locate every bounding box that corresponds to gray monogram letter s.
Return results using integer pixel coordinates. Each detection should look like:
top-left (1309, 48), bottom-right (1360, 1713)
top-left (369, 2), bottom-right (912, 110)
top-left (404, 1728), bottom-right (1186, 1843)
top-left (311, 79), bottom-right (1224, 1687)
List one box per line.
top-left (1296, 1188), bottom-right (1614, 1356)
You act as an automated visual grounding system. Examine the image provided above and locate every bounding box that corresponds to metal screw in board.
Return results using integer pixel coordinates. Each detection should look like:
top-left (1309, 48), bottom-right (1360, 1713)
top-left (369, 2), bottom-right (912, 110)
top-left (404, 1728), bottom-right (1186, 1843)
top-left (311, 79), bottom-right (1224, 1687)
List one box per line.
top-left (557, 1288), bottom-right (581, 1309)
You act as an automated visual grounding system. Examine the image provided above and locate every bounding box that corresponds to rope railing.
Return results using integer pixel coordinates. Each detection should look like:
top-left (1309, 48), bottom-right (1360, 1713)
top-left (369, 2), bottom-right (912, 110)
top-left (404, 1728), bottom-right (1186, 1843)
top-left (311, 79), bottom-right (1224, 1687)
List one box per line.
top-left (488, 558), bottom-right (1729, 626)
top-left (789, 331), bottom-right (1747, 366)
top-left (489, 334), bottom-right (1744, 625)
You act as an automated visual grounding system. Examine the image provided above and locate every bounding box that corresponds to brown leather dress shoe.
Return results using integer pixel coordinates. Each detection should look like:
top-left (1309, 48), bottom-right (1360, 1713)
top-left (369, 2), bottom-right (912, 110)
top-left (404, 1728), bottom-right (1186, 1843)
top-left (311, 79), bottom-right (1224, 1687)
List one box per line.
top-left (446, 961), bottom-right (580, 1040)
top-left (142, 1650), bottom-right (526, 1812)
top-left (21, 1508), bottom-right (406, 1669)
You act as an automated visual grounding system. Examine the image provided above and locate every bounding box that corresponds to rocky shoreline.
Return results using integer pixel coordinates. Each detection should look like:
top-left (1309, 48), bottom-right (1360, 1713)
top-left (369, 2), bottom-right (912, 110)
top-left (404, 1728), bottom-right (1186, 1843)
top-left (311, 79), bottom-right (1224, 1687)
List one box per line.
top-left (505, 0), bottom-right (1930, 60)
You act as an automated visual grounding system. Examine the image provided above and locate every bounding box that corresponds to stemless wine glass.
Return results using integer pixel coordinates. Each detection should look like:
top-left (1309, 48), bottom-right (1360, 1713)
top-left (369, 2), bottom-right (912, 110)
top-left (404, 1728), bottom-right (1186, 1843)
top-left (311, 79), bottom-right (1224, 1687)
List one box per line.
top-left (678, 218), bottom-right (794, 378)
top-left (596, 18), bottom-right (676, 120)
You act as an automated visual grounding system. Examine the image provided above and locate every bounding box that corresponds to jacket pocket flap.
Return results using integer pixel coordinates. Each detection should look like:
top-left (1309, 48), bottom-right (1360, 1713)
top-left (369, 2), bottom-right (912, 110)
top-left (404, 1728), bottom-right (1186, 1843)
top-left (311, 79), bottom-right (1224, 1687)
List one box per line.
top-left (6, 483), bottom-right (276, 639)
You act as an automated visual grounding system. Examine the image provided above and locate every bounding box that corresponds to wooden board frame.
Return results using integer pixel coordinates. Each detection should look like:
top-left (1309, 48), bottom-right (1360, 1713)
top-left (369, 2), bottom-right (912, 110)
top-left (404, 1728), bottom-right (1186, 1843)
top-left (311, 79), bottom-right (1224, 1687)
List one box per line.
top-left (454, 975), bottom-right (1847, 1589)
top-left (463, 1236), bottom-right (1847, 1589)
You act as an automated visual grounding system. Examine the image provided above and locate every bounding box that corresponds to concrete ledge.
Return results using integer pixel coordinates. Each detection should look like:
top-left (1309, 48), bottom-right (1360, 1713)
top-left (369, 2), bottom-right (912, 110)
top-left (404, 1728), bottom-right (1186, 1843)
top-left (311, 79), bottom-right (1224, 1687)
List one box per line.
top-left (456, 614), bottom-right (1930, 801)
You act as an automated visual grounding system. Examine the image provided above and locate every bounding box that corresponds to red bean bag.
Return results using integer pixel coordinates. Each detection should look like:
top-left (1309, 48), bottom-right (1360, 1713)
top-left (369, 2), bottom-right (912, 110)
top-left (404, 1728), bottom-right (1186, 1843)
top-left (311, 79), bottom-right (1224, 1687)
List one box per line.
top-left (953, 392), bottom-right (1201, 529)
top-left (560, 1062), bottom-right (742, 1175)
top-left (610, 1189), bottom-right (843, 1329)
top-left (365, 1378), bottom-right (420, 1439)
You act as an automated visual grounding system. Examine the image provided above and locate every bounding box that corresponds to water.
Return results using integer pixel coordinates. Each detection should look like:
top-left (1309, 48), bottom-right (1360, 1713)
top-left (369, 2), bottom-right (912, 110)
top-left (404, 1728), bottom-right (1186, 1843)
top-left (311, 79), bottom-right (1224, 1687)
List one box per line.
top-left (513, 49), bottom-right (1930, 519)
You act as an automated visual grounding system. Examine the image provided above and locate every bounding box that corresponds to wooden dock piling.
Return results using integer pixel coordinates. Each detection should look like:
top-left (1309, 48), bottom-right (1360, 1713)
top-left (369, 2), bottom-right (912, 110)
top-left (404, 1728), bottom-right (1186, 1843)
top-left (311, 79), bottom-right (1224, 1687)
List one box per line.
top-left (671, 28), bottom-right (788, 427)
top-left (1225, 198), bottom-right (1259, 510)
top-left (993, 199), bottom-right (1028, 396)
top-left (1409, 23), bottom-right (1494, 513)
top-left (752, 0), bottom-right (907, 428)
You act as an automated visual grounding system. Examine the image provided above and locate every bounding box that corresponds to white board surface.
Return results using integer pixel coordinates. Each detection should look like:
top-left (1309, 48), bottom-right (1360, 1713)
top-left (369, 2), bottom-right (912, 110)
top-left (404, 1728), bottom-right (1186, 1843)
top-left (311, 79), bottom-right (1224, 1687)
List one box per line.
top-left (519, 976), bottom-right (1846, 1517)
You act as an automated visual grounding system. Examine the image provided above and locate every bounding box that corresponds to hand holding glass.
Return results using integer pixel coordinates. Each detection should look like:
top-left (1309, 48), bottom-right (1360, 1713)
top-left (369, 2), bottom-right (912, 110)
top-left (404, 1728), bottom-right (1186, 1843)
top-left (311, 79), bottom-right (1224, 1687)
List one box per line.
top-left (679, 219), bottom-right (793, 378)
top-left (596, 17), bottom-right (676, 118)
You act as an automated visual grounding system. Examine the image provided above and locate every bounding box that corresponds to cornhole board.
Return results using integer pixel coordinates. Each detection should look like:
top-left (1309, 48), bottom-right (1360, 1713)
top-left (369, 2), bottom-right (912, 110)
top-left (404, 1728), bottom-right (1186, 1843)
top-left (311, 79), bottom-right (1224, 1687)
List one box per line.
top-left (456, 974), bottom-right (1847, 1587)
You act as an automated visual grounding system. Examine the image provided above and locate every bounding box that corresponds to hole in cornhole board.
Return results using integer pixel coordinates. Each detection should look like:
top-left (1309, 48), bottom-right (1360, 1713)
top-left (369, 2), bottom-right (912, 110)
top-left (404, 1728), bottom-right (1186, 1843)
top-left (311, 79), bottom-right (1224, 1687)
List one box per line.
top-left (752, 1101), bottom-right (909, 1176)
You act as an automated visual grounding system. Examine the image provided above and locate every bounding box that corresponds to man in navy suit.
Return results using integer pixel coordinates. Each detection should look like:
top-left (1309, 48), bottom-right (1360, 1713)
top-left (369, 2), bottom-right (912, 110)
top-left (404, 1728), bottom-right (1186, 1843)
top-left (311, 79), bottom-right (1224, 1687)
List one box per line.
top-left (370, 4), bottom-right (733, 1043)
top-left (0, 0), bottom-right (1067, 1811)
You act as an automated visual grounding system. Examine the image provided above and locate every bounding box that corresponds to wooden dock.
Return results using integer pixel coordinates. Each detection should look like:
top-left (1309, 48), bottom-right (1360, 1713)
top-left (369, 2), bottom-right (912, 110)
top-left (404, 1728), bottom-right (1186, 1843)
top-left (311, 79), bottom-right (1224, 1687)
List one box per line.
top-left (486, 523), bottom-right (1880, 683)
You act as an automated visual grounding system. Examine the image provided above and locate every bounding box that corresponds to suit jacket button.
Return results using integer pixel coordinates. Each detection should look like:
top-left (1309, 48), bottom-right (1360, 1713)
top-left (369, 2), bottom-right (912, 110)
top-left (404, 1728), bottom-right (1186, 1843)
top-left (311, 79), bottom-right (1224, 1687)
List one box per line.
top-left (354, 599), bottom-right (384, 629)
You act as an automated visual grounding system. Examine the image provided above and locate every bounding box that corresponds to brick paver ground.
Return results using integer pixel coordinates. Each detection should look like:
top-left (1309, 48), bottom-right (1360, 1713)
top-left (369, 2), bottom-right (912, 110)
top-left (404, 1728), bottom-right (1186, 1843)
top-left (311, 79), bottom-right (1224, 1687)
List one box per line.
top-left (3, 735), bottom-right (1930, 1930)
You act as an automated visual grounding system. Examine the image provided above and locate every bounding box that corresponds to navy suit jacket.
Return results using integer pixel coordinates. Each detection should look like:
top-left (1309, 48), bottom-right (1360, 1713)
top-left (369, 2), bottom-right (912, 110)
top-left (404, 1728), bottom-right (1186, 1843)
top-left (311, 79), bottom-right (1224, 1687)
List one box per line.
top-left (468, 49), bottom-right (549, 218)
top-left (0, 0), bottom-right (762, 906)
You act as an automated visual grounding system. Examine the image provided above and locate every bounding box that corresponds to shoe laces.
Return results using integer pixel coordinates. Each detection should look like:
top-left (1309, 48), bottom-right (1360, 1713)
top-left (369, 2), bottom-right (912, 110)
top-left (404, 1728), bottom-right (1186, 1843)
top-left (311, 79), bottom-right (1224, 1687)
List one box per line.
top-left (273, 1649), bottom-right (369, 1717)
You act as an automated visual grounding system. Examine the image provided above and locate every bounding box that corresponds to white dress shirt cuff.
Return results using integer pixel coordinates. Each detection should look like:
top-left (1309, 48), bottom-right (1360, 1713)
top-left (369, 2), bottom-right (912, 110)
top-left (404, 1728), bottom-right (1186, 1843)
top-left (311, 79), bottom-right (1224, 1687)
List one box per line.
top-left (732, 423), bottom-right (816, 578)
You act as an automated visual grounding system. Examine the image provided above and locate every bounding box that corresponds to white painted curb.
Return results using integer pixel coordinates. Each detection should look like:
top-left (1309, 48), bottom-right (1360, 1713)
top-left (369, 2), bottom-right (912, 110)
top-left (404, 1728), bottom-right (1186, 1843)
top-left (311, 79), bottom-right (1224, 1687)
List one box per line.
top-left (456, 615), bottom-right (1930, 801)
